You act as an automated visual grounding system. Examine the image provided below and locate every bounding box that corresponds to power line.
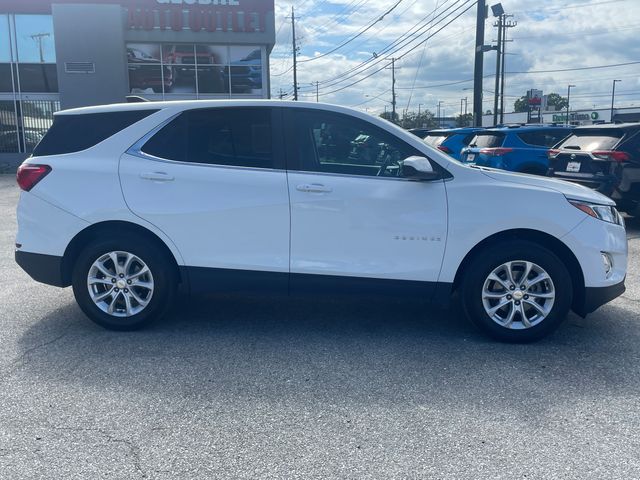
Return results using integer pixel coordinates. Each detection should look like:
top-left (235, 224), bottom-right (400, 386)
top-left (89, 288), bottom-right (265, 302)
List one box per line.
top-left (299, 0), bottom-right (473, 93)
top-left (299, 0), bottom-right (405, 63)
top-left (316, 0), bottom-right (476, 97)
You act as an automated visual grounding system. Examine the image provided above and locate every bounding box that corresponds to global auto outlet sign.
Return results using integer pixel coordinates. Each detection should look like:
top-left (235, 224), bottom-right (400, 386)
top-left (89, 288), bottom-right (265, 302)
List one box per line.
top-left (127, 0), bottom-right (272, 33)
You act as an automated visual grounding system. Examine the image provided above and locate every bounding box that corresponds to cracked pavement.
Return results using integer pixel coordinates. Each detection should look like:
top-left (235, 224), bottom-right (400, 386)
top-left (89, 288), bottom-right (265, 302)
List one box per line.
top-left (0, 174), bottom-right (639, 479)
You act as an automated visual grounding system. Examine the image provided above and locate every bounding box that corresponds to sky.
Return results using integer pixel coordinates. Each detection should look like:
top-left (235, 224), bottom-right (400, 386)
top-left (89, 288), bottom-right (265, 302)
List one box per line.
top-left (269, 0), bottom-right (640, 116)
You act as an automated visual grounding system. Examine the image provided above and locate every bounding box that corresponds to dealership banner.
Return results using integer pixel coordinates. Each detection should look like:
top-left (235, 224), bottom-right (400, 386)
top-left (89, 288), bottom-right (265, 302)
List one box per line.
top-left (0, 0), bottom-right (274, 32)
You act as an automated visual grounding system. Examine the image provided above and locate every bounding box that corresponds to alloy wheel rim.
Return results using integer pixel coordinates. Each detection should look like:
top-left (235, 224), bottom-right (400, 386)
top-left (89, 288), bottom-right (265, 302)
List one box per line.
top-left (481, 260), bottom-right (555, 330)
top-left (87, 251), bottom-right (154, 317)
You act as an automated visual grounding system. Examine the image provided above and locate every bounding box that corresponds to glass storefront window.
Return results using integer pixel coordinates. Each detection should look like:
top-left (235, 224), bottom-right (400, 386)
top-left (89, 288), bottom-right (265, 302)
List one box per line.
top-left (127, 43), bottom-right (264, 97)
top-left (196, 45), bottom-right (228, 65)
top-left (0, 15), bottom-right (12, 63)
top-left (18, 64), bottom-right (58, 93)
top-left (128, 64), bottom-right (165, 94)
top-left (127, 44), bottom-right (161, 63)
top-left (14, 15), bottom-right (56, 63)
top-left (197, 66), bottom-right (229, 94)
top-left (229, 46), bottom-right (262, 94)
top-left (0, 64), bottom-right (16, 92)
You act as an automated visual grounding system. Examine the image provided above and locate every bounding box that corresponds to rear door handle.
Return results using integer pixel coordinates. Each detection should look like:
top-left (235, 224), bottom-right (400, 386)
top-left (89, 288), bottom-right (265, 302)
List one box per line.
top-left (140, 172), bottom-right (174, 182)
top-left (296, 183), bottom-right (332, 193)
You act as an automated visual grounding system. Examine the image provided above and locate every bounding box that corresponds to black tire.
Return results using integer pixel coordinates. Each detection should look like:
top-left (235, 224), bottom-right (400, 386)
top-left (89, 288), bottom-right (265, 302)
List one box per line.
top-left (71, 234), bottom-right (176, 331)
top-left (460, 240), bottom-right (573, 343)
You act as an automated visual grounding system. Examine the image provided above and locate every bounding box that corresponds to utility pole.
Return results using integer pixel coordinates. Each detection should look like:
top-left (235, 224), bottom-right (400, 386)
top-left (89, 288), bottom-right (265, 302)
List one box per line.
top-left (611, 79), bottom-right (621, 123)
top-left (418, 103), bottom-right (423, 117)
top-left (499, 16), bottom-right (516, 123)
top-left (472, 0), bottom-right (486, 127)
top-left (291, 6), bottom-right (298, 101)
top-left (437, 101), bottom-right (443, 127)
top-left (312, 81), bottom-right (319, 102)
top-left (566, 84), bottom-right (575, 125)
top-left (391, 58), bottom-right (397, 123)
top-left (278, 88), bottom-right (285, 100)
top-left (492, 14), bottom-right (503, 126)
top-left (464, 97), bottom-right (468, 115)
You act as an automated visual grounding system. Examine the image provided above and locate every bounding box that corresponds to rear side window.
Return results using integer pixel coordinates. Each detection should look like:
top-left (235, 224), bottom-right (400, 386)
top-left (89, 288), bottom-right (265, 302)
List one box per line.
top-left (517, 130), bottom-right (571, 147)
top-left (469, 133), bottom-right (504, 148)
top-left (141, 108), bottom-right (273, 169)
top-left (557, 129), bottom-right (625, 151)
top-left (33, 110), bottom-right (158, 156)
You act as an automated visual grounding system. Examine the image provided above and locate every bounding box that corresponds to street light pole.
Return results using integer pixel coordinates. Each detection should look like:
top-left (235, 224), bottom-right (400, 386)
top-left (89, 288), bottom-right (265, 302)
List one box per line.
top-left (472, 0), bottom-right (486, 127)
top-left (566, 84), bottom-right (575, 126)
top-left (611, 79), bottom-right (621, 123)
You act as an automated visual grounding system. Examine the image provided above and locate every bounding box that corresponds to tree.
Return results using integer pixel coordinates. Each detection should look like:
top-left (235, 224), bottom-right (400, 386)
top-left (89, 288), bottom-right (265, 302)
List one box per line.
top-left (514, 92), bottom-right (568, 113)
top-left (455, 113), bottom-right (473, 127)
top-left (379, 111), bottom-right (399, 124)
top-left (400, 110), bottom-right (438, 129)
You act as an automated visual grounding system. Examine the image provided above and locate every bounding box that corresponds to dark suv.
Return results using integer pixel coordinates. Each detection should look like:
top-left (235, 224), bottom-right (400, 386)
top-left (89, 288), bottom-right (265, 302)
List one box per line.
top-left (548, 123), bottom-right (640, 216)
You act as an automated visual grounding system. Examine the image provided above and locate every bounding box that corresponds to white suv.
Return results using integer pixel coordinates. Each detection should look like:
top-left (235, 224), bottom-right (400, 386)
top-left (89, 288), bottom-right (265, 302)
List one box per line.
top-left (15, 100), bottom-right (627, 342)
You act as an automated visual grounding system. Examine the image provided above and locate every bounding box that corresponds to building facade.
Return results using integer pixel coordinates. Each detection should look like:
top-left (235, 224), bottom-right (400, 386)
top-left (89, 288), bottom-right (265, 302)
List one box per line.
top-left (0, 0), bottom-right (275, 163)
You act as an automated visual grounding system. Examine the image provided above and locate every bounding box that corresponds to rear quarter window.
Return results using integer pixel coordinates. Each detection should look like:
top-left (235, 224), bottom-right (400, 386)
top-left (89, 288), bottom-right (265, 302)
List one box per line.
top-left (32, 110), bottom-right (158, 156)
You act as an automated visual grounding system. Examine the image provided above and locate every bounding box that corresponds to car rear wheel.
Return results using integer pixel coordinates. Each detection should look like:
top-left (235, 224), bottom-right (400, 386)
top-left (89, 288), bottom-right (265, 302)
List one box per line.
top-left (460, 241), bottom-right (573, 342)
top-left (72, 235), bottom-right (176, 330)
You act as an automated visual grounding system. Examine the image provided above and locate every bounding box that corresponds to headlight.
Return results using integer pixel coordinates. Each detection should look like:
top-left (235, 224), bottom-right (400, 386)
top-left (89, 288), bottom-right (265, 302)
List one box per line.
top-left (568, 199), bottom-right (624, 226)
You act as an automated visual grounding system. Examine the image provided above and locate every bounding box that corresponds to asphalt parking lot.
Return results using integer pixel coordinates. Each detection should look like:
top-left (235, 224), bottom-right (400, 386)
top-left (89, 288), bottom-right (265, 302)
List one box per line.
top-left (1, 174), bottom-right (639, 479)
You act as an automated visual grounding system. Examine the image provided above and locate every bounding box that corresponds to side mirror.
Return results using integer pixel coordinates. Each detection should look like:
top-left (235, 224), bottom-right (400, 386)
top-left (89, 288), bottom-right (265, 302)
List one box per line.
top-left (402, 156), bottom-right (439, 181)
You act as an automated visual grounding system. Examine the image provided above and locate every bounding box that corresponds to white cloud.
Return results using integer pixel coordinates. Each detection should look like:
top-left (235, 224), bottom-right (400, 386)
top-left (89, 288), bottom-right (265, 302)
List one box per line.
top-left (270, 0), bottom-right (640, 116)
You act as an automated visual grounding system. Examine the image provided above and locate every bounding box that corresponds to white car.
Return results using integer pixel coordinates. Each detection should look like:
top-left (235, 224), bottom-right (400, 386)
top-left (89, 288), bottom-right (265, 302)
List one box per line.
top-left (15, 100), bottom-right (627, 342)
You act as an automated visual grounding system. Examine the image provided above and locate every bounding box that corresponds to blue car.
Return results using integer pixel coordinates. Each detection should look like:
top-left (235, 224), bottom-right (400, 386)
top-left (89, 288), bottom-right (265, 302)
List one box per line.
top-left (423, 127), bottom-right (484, 161)
top-left (460, 125), bottom-right (573, 175)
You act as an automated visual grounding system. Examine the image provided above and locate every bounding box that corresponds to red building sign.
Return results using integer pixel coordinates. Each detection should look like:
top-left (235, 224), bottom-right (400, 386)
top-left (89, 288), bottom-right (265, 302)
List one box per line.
top-left (0, 0), bottom-right (273, 33)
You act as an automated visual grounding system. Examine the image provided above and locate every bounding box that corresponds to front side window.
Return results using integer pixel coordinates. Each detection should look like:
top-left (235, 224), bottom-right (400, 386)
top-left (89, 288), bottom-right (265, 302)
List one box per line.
top-left (293, 110), bottom-right (420, 178)
top-left (141, 108), bottom-right (273, 169)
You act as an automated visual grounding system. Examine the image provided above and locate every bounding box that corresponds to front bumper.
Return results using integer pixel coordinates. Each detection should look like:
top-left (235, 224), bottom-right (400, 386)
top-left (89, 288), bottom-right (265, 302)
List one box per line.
top-left (576, 280), bottom-right (626, 316)
top-left (15, 250), bottom-right (67, 287)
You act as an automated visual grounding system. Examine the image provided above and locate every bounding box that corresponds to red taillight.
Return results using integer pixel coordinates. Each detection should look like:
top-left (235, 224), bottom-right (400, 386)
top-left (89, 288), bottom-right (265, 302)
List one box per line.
top-left (592, 150), bottom-right (630, 162)
top-left (479, 147), bottom-right (513, 156)
top-left (16, 164), bottom-right (51, 191)
top-left (437, 145), bottom-right (453, 154)
top-left (547, 148), bottom-right (561, 159)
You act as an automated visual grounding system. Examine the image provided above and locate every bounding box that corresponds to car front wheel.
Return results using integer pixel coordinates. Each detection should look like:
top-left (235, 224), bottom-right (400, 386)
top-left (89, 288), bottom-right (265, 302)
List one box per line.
top-left (461, 241), bottom-right (573, 342)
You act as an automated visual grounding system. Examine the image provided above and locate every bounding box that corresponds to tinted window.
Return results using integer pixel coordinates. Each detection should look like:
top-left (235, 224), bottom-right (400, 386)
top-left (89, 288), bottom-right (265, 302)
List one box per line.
top-left (469, 133), bottom-right (504, 148)
top-left (461, 134), bottom-right (476, 146)
top-left (517, 130), bottom-right (571, 147)
top-left (141, 108), bottom-right (273, 169)
top-left (294, 110), bottom-right (420, 178)
top-left (557, 129), bottom-right (625, 151)
top-left (32, 110), bottom-right (158, 157)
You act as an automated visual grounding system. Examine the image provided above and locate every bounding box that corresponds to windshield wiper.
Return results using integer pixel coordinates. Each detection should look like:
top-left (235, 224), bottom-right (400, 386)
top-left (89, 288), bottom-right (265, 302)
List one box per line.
top-left (564, 146), bottom-right (581, 150)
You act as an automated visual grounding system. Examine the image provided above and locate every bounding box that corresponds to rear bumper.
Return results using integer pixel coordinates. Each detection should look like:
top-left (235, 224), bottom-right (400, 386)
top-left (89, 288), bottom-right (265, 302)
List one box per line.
top-left (576, 280), bottom-right (626, 316)
top-left (15, 250), bottom-right (67, 287)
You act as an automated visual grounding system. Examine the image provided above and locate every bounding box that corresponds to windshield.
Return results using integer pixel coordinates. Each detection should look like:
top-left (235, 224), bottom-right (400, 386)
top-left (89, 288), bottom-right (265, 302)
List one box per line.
top-left (557, 129), bottom-right (624, 151)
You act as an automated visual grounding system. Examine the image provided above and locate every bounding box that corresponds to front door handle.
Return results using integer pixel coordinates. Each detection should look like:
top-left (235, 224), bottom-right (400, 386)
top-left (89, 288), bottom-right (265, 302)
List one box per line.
top-left (140, 172), bottom-right (174, 182)
top-left (296, 183), bottom-right (332, 193)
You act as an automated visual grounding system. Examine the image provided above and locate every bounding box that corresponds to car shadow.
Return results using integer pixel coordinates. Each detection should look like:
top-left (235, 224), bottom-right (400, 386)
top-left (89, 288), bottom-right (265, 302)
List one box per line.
top-left (12, 293), bottom-right (640, 420)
